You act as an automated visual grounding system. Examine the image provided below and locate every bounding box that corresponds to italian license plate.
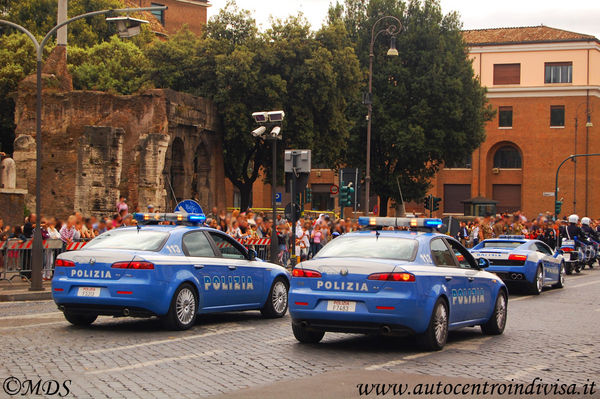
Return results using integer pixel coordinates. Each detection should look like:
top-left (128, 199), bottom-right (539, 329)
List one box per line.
top-left (77, 287), bottom-right (101, 297)
top-left (327, 300), bottom-right (356, 312)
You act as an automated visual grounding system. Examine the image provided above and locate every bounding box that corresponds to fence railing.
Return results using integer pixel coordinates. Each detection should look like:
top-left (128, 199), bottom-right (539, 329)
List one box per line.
top-left (0, 237), bottom-right (278, 283)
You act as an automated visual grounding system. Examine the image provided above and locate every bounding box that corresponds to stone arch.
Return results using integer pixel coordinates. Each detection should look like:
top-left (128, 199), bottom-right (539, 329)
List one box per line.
top-left (170, 137), bottom-right (186, 205)
top-left (486, 141), bottom-right (524, 213)
top-left (192, 139), bottom-right (211, 208)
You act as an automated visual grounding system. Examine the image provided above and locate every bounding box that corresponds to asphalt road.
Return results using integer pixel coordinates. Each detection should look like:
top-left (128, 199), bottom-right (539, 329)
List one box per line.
top-left (0, 269), bottom-right (599, 398)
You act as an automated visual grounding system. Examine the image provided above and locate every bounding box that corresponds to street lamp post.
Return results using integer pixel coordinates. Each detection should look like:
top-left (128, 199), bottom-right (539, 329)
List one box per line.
top-left (365, 16), bottom-right (401, 216)
top-left (573, 102), bottom-right (593, 215)
top-left (0, 5), bottom-right (166, 291)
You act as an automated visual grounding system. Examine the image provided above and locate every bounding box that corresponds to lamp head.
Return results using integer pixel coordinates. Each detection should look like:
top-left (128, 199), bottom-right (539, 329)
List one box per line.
top-left (106, 16), bottom-right (148, 38)
top-left (387, 36), bottom-right (399, 57)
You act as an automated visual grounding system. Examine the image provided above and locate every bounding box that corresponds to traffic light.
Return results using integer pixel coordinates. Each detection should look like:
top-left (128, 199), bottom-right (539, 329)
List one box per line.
top-left (555, 200), bottom-right (562, 215)
top-left (432, 196), bottom-right (441, 212)
top-left (423, 195), bottom-right (432, 211)
top-left (346, 185), bottom-right (355, 207)
top-left (305, 188), bottom-right (312, 203)
top-left (339, 185), bottom-right (354, 207)
top-left (295, 192), bottom-right (301, 205)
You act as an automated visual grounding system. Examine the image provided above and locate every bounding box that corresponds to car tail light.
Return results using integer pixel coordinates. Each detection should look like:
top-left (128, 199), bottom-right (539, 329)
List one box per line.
top-left (561, 247), bottom-right (573, 252)
top-left (376, 306), bottom-right (395, 310)
top-left (367, 272), bottom-right (415, 282)
top-left (508, 254), bottom-right (527, 261)
top-left (55, 259), bottom-right (75, 267)
top-left (116, 291), bottom-right (133, 295)
top-left (53, 288), bottom-right (64, 292)
top-left (294, 301), bottom-right (309, 306)
top-left (111, 261), bottom-right (154, 269)
top-left (292, 268), bottom-right (322, 278)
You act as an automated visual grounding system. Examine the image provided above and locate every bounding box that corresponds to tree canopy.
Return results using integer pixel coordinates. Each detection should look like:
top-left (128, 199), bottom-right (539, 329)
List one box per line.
top-left (335, 0), bottom-right (493, 214)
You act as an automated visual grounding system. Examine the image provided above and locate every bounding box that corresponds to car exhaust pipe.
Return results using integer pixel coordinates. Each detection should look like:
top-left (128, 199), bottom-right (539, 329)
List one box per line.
top-left (123, 308), bottom-right (130, 316)
top-left (511, 273), bottom-right (518, 280)
top-left (381, 325), bottom-right (392, 335)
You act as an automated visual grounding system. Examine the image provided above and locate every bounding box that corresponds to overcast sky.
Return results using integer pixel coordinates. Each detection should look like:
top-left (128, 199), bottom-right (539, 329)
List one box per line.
top-left (207, 0), bottom-right (600, 39)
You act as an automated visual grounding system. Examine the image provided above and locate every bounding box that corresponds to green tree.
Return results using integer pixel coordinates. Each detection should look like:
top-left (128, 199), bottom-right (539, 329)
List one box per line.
top-left (0, 32), bottom-right (36, 153)
top-left (147, 1), bottom-right (361, 210)
top-left (69, 36), bottom-right (151, 94)
top-left (338, 0), bottom-right (493, 215)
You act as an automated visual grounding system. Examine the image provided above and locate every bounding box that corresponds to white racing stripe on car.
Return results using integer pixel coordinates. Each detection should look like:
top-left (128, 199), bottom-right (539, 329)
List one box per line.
top-left (86, 350), bottom-right (222, 374)
top-left (83, 326), bottom-right (255, 354)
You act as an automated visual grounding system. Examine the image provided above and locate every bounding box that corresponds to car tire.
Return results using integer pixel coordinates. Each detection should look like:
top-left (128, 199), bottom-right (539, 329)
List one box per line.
top-left (530, 266), bottom-right (543, 295)
top-left (553, 263), bottom-right (565, 289)
top-left (161, 283), bottom-right (198, 331)
top-left (481, 290), bottom-right (507, 335)
top-left (64, 312), bottom-right (97, 327)
top-left (292, 322), bottom-right (325, 344)
top-left (565, 263), bottom-right (573, 275)
top-left (260, 277), bottom-right (289, 318)
top-left (418, 298), bottom-right (448, 351)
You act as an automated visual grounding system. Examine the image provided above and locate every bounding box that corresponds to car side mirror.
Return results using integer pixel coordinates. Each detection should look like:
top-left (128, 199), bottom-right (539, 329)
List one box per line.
top-left (477, 257), bottom-right (490, 269)
top-left (248, 249), bottom-right (257, 261)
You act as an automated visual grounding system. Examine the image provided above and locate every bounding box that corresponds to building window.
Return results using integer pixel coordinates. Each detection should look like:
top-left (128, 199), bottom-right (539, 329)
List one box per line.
top-left (151, 2), bottom-right (165, 26)
top-left (493, 64), bottom-right (520, 85)
top-left (545, 62), bottom-right (572, 83)
top-left (550, 105), bottom-right (565, 127)
top-left (493, 146), bottom-right (522, 169)
top-left (498, 106), bottom-right (513, 128)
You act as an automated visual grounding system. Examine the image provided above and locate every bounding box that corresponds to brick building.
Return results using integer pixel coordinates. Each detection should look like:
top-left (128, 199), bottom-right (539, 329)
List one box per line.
top-left (242, 26), bottom-right (600, 219)
top-left (134, 0), bottom-right (209, 36)
top-left (428, 26), bottom-right (600, 219)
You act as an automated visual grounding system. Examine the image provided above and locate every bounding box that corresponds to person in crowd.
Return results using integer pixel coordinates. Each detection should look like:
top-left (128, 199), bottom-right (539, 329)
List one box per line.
top-left (59, 215), bottom-right (79, 245)
top-left (116, 196), bottom-right (128, 214)
top-left (456, 221), bottom-right (469, 246)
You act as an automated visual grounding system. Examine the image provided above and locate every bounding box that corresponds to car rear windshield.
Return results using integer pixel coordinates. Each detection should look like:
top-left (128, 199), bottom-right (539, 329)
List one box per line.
top-left (476, 241), bottom-right (525, 249)
top-left (84, 229), bottom-right (169, 252)
top-left (314, 235), bottom-right (417, 261)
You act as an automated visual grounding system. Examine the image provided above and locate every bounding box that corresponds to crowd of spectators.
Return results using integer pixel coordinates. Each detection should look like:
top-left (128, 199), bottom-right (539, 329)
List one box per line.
top-left (2, 196), bottom-right (600, 276)
top-left (455, 211), bottom-right (600, 249)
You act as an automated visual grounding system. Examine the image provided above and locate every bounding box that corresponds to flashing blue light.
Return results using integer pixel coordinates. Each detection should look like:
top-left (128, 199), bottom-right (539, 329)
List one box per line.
top-left (424, 219), bottom-right (443, 227)
top-left (188, 214), bottom-right (206, 223)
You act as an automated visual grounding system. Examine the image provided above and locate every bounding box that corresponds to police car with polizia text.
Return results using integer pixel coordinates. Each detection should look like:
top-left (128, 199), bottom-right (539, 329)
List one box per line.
top-left (288, 217), bottom-right (507, 351)
top-left (470, 236), bottom-right (565, 295)
top-left (52, 210), bottom-right (290, 330)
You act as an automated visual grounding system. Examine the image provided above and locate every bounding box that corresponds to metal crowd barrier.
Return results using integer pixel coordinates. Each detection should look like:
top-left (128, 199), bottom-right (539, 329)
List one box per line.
top-left (0, 239), bottom-right (64, 283)
top-left (237, 238), bottom-right (271, 262)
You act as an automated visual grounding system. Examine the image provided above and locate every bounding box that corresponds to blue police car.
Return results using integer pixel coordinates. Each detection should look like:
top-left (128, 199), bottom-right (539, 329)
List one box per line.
top-left (52, 213), bottom-right (290, 330)
top-left (289, 217), bottom-right (507, 351)
top-left (470, 236), bottom-right (565, 295)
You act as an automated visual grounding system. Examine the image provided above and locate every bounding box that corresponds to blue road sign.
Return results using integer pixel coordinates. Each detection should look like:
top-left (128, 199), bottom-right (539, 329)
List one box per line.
top-left (174, 200), bottom-right (204, 215)
top-left (275, 192), bottom-right (282, 205)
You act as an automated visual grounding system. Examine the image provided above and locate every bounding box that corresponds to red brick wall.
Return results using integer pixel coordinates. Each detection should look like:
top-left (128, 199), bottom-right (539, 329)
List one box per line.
top-left (430, 95), bottom-right (600, 218)
top-left (139, 0), bottom-right (208, 36)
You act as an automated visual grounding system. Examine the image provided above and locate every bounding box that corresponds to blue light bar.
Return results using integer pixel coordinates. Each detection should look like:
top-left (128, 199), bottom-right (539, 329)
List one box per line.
top-left (133, 213), bottom-right (206, 224)
top-left (358, 217), bottom-right (443, 229)
top-left (498, 235), bottom-right (525, 239)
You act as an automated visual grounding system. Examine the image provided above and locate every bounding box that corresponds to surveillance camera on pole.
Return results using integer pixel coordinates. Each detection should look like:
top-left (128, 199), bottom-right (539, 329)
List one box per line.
top-left (252, 112), bottom-right (269, 124)
top-left (251, 126), bottom-right (266, 137)
top-left (270, 126), bottom-right (281, 138)
top-left (267, 110), bottom-right (285, 123)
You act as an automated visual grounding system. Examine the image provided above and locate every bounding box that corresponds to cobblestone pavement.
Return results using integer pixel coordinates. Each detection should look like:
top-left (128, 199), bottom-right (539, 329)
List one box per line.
top-left (0, 270), bottom-right (599, 398)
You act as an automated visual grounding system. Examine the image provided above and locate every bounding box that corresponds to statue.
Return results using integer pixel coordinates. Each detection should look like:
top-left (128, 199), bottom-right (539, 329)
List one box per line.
top-left (0, 154), bottom-right (16, 189)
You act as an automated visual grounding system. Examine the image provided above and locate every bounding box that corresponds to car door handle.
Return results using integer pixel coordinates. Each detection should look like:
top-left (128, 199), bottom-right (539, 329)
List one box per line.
top-left (228, 265), bottom-right (237, 270)
top-left (468, 277), bottom-right (475, 282)
top-left (193, 264), bottom-right (204, 269)
top-left (445, 276), bottom-right (453, 281)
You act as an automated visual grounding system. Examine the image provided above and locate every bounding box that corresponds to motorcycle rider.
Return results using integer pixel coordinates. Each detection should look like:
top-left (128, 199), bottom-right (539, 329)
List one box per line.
top-left (581, 217), bottom-right (599, 254)
top-left (565, 214), bottom-right (590, 249)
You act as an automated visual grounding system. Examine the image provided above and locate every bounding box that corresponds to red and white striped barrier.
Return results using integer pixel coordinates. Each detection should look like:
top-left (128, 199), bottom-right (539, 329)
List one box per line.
top-left (1, 239), bottom-right (64, 250)
top-left (237, 238), bottom-right (271, 246)
top-left (66, 241), bottom-right (88, 251)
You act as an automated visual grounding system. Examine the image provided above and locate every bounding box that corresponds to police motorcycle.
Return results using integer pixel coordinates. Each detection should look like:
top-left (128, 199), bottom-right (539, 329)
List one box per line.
top-left (558, 214), bottom-right (584, 274)
top-left (581, 217), bottom-right (599, 269)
